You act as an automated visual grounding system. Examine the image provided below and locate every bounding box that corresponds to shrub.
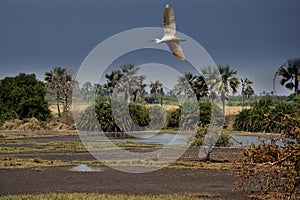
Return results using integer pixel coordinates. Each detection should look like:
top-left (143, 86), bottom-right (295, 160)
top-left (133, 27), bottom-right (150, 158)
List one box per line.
top-left (215, 133), bottom-right (232, 147)
top-left (166, 108), bottom-right (180, 128)
top-left (235, 112), bottom-right (300, 199)
top-left (233, 99), bottom-right (298, 133)
top-left (77, 101), bottom-right (151, 132)
top-left (198, 100), bottom-right (212, 125)
top-left (148, 105), bottom-right (166, 130)
top-left (192, 125), bottom-right (231, 147)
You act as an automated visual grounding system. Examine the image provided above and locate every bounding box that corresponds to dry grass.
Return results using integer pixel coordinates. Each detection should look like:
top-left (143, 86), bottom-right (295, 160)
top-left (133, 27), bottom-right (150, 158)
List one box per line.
top-left (0, 157), bottom-right (71, 169)
top-left (49, 104), bottom-right (89, 114)
top-left (50, 104), bottom-right (244, 115)
top-left (0, 192), bottom-right (221, 200)
top-left (225, 106), bottom-right (247, 116)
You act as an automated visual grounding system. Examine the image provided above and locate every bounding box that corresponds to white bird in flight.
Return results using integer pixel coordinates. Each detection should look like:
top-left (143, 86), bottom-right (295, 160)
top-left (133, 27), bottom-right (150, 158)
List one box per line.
top-left (151, 4), bottom-right (186, 60)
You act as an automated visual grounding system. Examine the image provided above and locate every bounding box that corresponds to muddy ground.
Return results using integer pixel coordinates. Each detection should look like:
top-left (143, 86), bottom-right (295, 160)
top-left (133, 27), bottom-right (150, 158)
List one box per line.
top-left (0, 132), bottom-right (251, 199)
top-left (0, 167), bottom-right (252, 199)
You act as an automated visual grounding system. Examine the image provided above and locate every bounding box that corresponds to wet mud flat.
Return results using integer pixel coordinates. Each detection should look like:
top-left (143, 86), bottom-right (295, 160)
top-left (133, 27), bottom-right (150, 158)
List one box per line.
top-left (0, 167), bottom-right (250, 199)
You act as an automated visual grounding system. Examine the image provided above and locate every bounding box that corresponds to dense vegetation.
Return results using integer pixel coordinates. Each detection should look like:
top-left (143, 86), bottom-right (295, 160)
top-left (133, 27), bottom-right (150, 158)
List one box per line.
top-left (0, 73), bottom-right (51, 123)
top-left (233, 98), bottom-right (299, 133)
top-left (76, 100), bottom-right (213, 132)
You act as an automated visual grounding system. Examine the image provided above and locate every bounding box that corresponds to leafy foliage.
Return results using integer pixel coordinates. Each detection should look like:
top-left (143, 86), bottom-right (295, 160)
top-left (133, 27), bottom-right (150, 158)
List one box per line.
top-left (233, 99), bottom-right (298, 133)
top-left (44, 67), bottom-right (74, 116)
top-left (0, 73), bottom-right (51, 122)
top-left (274, 58), bottom-right (300, 95)
top-left (166, 108), bottom-right (181, 128)
top-left (77, 101), bottom-right (151, 132)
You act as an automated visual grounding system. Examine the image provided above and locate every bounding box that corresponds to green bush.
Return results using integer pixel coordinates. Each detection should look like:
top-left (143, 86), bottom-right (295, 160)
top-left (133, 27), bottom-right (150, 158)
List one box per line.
top-left (233, 99), bottom-right (299, 133)
top-left (192, 125), bottom-right (231, 147)
top-left (77, 101), bottom-right (151, 132)
top-left (77, 100), bottom-right (218, 133)
top-left (198, 100), bottom-right (212, 125)
top-left (128, 103), bottom-right (150, 127)
top-left (215, 133), bottom-right (232, 147)
top-left (0, 73), bottom-right (51, 121)
top-left (166, 108), bottom-right (180, 128)
top-left (148, 105), bottom-right (166, 130)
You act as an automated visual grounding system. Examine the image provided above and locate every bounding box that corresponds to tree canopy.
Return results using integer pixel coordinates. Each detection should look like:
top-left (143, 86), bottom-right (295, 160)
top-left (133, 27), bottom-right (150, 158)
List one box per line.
top-left (0, 73), bottom-right (51, 121)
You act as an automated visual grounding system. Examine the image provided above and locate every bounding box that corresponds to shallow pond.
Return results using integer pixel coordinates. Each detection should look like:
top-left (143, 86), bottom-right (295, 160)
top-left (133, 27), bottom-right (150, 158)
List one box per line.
top-left (96, 132), bottom-right (285, 147)
top-left (230, 135), bottom-right (284, 147)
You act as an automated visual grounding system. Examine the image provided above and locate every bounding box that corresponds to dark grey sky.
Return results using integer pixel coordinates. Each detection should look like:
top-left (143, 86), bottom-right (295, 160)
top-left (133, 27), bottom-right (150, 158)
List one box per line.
top-left (0, 0), bottom-right (299, 95)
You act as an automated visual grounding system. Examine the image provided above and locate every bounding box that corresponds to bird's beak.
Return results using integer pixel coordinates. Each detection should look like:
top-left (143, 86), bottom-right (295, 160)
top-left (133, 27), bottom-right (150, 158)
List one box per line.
top-left (149, 39), bottom-right (155, 42)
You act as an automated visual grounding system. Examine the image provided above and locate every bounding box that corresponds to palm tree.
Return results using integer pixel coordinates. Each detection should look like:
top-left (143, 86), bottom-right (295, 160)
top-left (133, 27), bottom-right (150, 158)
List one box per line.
top-left (218, 65), bottom-right (240, 98)
top-left (82, 82), bottom-right (93, 103)
top-left (150, 80), bottom-right (163, 104)
top-left (274, 58), bottom-right (300, 95)
top-left (121, 64), bottom-right (145, 102)
top-left (174, 72), bottom-right (196, 99)
top-left (193, 75), bottom-right (209, 100)
top-left (45, 67), bottom-right (73, 117)
top-left (241, 78), bottom-right (253, 110)
top-left (132, 83), bottom-right (146, 102)
top-left (174, 72), bottom-right (208, 100)
top-left (218, 65), bottom-right (240, 113)
top-left (202, 65), bottom-right (240, 114)
top-left (104, 70), bottom-right (123, 99)
top-left (201, 66), bottom-right (221, 102)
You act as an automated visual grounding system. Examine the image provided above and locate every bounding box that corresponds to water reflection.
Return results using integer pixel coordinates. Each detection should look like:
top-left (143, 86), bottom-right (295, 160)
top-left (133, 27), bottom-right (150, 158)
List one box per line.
top-left (70, 164), bottom-right (104, 172)
top-left (97, 133), bottom-right (189, 145)
top-left (95, 132), bottom-right (288, 147)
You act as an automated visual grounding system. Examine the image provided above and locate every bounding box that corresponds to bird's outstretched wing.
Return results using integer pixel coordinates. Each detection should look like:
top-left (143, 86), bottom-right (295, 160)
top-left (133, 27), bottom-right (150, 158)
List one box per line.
top-left (163, 4), bottom-right (176, 36)
top-left (167, 41), bottom-right (185, 60)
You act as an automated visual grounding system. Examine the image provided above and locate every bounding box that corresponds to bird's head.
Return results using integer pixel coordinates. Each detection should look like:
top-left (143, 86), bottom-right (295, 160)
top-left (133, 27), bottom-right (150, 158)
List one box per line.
top-left (149, 39), bottom-right (161, 44)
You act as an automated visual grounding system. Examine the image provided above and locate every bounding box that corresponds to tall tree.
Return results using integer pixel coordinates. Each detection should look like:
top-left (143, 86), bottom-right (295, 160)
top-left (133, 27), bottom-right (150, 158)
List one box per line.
top-left (104, 65), bottom-right (145, 102)
top-left (193, 75), bottom-right (209, 100)
top-left (44, 67), bottom-right (73, 117)
top-left (150, 80), bottom-right (163, 104)
top-left (0, 73), bottom-right (51, 120)
top-left (174, 72), bottom-right (208, 100)
top-left (241, 78), bottom-right (253, 110)
top-left (104, 70), bottom-right (123, 99)
top-left (218, 65), bottom-right (240, 98)
top-left (174, 73), bottom-right (196, 99)
top-left (219, 65), bottom-right (240, 113)
top-left (274, 58), bottom-right (300, 95)
top-left (132, 82), bottom-right (147, 103)
top-left (120, 64), bottom-right (144, 102)
top-left (82, 82), bottom-right (93, 103)
top-left (202, 65), bottom-right (240, 114)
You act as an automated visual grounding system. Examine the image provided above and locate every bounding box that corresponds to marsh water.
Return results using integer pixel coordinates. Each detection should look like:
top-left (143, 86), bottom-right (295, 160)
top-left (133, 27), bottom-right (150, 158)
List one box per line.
top-left (95, 132), bottom-right (284, 147)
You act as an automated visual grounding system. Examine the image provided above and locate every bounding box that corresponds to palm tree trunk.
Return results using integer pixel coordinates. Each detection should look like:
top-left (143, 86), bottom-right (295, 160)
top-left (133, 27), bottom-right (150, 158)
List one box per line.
top-left (295, 70), bottom-right (299, 95)
top-left (56, 92), bottom-right (61, 117)
top-left (242, 89), bottom-right (245, 111)
top-left (223, 99), bottom-right (225, 115)
top-left (63, 95), bottom-right (68, 113)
